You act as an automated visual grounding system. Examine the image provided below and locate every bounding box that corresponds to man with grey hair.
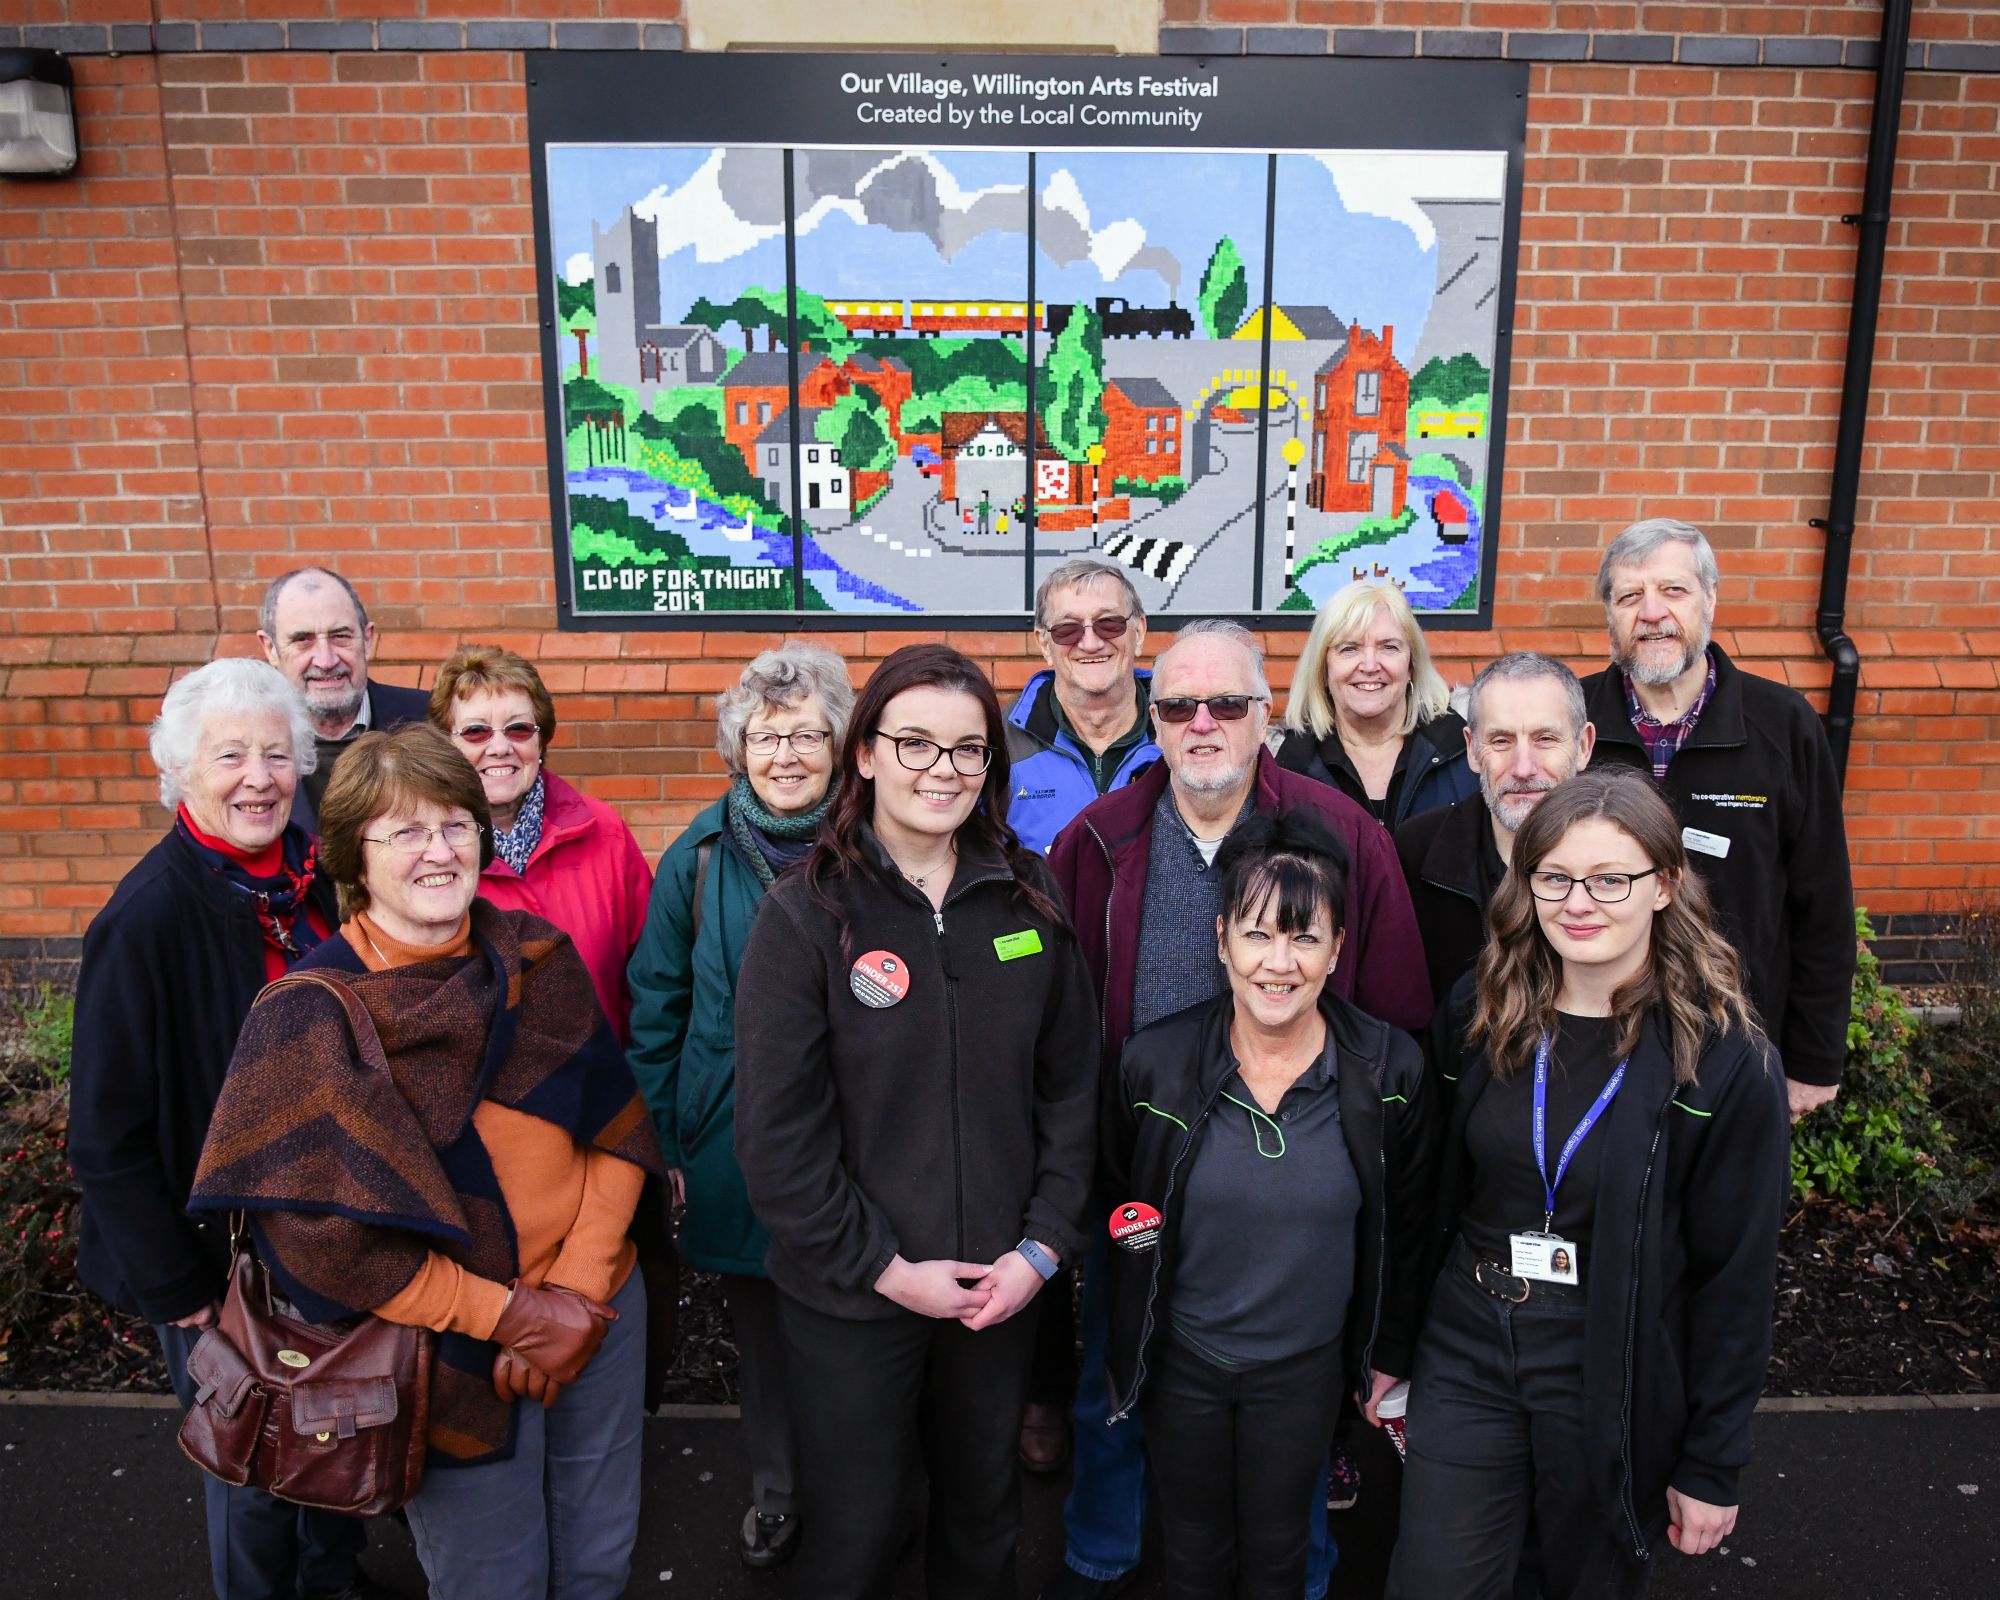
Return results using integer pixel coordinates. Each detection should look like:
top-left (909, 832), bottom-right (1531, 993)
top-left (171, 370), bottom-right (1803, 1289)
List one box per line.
top-left (1582, 517), bottom-right (1854, 1120)
top-left (1396, 652), bottom-right (1596, 1003)
top-left (1038, 619), bottom-right (1430, 1600)
top-left (256, 565), bottom-right (429, 830)
top-left (1009, 561), bottom-right (1159, 1474)
top-left (1005, 559), bottom-right (1158, 856)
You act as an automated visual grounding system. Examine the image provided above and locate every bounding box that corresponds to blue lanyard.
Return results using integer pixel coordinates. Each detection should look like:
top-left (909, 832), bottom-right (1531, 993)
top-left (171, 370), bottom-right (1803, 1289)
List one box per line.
top-left (1532, 1031), bottom-right (1626, 1232)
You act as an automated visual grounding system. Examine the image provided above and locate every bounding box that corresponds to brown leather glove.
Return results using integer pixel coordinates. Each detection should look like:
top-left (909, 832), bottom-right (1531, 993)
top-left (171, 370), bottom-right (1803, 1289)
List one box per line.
top-left (491, 1347), bottom-right (564, 1409)
top-left (491, 1281), bottom-right (617, 1386)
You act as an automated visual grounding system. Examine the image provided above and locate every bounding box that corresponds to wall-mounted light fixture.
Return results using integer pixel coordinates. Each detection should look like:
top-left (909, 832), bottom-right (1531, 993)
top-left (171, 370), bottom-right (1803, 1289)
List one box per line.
top-left (0, 49), bottom-right (80, 179)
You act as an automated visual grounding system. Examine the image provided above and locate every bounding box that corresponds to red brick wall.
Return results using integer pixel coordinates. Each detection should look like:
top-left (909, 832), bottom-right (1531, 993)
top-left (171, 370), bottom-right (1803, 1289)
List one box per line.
top-left (3, 3), bottom-right (1998, 940)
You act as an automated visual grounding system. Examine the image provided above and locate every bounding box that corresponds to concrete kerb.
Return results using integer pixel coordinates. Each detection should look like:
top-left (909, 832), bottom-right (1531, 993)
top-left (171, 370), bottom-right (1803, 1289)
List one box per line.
top-left (0, 1390), bottom-right (746, 1418)
top-left (2, 1389), bottom-right (1983, 1415)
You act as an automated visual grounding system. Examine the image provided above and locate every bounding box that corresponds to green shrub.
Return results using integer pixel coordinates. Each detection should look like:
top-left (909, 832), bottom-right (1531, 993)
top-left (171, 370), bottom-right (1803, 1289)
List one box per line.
top-left (21, 985), bottom-right (72, 1083)
top-left (1905, 903), bottom-right (2000, 1221)
top-left (1, 989), bottom-right (80, 1358)
top-left (1790, 911), bottom-right (1946, 1208)
top-left (0, 1113), bottom-right (81, 1345)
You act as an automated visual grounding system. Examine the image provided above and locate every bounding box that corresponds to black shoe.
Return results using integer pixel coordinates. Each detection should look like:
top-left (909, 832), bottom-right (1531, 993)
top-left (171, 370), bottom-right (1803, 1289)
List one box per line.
top-left (302, 1576), bottom-right (418, 1600)
top-left (1018, 1400), bottom-right (1073, 1475)
top-left (739, 1506), bottom-right (801, 1571)
top-left (1038, 1566), bottom-right (1140, 1600)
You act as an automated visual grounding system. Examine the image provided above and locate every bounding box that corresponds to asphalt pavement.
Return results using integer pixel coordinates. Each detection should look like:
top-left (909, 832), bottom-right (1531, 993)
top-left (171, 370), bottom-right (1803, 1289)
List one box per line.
top-left (1, 1394), bottom-right (1992, 1598)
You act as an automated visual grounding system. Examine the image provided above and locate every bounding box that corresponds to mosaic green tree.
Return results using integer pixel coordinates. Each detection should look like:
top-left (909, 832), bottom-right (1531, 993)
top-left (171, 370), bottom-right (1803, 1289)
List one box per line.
top-left (1198, 235), bottom-right (1249, 341)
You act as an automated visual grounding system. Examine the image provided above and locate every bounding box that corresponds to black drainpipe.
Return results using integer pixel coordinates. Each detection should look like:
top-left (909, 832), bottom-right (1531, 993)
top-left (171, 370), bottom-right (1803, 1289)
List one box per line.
top-left (1813, 0), bottom-right (1913, 787)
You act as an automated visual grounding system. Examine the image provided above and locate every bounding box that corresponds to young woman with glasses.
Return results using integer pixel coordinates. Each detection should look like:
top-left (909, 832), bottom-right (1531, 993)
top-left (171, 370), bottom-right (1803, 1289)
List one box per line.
top-left (1387, 767), bottom-right (1789, 1600)
top-left (733, 642), bottom-right (1100, 1600)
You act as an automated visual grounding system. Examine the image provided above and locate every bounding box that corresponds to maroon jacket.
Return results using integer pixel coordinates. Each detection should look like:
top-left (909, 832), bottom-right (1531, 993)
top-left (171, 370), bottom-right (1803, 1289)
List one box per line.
top-left (1046, 750), bottom-right (1433, 1066)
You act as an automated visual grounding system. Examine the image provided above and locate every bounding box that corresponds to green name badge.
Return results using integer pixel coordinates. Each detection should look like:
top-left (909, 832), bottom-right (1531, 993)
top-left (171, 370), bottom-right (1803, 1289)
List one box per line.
top-left (993, 929), bottom-right (1044, 962)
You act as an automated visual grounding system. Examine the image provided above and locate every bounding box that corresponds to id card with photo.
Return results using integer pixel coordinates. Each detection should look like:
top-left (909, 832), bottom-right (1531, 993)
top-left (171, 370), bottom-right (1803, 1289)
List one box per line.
top-left (1509, 1230), bottom-right (1580, 1285)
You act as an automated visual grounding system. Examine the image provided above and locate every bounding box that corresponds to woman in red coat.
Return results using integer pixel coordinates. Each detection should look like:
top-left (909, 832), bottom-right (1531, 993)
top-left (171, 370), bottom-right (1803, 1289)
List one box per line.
top-left (431, 645), bottom-right (653, 1039)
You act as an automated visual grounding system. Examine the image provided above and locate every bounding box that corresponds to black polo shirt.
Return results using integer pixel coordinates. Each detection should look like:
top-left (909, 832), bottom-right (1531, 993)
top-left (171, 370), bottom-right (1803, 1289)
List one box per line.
top-left (1168, 1034), bottom-right (1364, 1367)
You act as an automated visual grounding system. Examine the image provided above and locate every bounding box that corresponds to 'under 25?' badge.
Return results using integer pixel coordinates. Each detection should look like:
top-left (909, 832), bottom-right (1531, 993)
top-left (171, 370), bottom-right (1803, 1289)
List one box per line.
top-left (1109, 1201), bottom-right (1163, 1253)
top-left (849, 950), bottom-right (910, 1009)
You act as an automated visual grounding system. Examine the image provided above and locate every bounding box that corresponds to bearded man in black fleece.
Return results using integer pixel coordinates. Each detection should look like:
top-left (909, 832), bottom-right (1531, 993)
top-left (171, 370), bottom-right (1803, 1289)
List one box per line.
top-left (1580, 517), bottom-right (1855, 1123)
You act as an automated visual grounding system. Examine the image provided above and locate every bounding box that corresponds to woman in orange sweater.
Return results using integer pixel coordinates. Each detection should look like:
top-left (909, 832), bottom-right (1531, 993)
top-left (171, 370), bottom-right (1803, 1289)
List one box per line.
top-left (192, 724), bottom-right (661, 1600)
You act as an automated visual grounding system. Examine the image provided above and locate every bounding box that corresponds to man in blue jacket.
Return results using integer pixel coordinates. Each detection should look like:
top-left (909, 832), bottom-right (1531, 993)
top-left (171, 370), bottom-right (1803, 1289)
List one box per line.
top-left (1006, 559), bottom-right (1159, 856)
top-left (1004, 560), bottom-right (1159, 1476)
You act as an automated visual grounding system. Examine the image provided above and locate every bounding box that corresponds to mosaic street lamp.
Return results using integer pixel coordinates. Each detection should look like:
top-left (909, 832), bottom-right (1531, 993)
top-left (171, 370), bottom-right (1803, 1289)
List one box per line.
top-left (1281, 434), bottom-right (1307, 590)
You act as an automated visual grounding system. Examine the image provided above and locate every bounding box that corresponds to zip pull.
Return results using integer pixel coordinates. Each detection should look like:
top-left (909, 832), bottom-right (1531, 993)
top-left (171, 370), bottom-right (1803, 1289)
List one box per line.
top-left (933, 910), bottom-right (944, 935)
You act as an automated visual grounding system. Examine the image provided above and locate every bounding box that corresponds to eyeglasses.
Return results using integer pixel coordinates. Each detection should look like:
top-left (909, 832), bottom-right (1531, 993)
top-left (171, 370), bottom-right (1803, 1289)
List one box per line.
top-left (1528, 867), bottom-right (1662, 904)
top-left (454, 720), bottom-right (540, 747)
top-left (362, 820), bottom-right (485, 856)
top-left (1044, 614), bottom-right (1132, 648)
top-left (1152, 694), bottom-right (1267, 725)
top-left (872, 733), bottom-right (994, 776)
top-left (744, 729), bottom-right (830, 756)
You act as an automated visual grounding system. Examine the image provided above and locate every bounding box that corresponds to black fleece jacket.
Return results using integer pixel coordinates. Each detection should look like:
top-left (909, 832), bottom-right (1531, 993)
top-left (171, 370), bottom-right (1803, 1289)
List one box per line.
top-left (1394, 792), bottom-right (1505, 1006)
top-left (1273, 709), bottom-right (1478, 833)
top-left (1582, 646), bottom-right (1855, 1085)
top-left (1099, 991), bottom-right (1439, 1419)
top-left (68, 828), bottom-right (340, 1322)
top-left (1428, 993), bottom-right (1791, 1556)
top-left (733, 833), bottom-right (1100, 1321)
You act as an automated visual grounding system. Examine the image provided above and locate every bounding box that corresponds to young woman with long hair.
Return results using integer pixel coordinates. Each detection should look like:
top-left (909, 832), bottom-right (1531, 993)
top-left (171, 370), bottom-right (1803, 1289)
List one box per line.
top-left (1387, 767), bottom-right (1790, 1600)
top-left (732, 642), bottom-right (1100, 1600)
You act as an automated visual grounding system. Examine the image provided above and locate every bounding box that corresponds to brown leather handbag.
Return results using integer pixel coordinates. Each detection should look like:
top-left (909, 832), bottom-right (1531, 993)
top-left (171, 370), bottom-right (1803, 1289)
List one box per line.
top-left (176, 971), bottom-right (433, 1516)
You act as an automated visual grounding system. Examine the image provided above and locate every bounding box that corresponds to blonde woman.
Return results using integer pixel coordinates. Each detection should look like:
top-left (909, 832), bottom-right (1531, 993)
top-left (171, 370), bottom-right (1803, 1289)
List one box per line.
top-left (1275, 579), bottom-right (1477, 830)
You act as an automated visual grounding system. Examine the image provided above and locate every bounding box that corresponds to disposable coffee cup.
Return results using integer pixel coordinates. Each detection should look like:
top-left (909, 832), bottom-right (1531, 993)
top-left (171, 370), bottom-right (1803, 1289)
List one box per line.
top-left (1377, 1379), bottom-right (1410, 1459)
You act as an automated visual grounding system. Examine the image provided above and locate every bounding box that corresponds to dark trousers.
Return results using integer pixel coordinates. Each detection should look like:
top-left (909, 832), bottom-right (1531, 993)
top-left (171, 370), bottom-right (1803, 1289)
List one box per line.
top-left (1027, 1264), bottom-right (1080, 1406)
top-left (156, 1321), bottom-right (367, 1600)
top-left (1386, 1263), bottom-right (1648, 1600)
top-left (777, 1288), bottom-right (1039, 1600)
top-left (721, 1273), bottom-right (798, 1517)
top-left (1140, 1334), bottom-right (1344, 1600)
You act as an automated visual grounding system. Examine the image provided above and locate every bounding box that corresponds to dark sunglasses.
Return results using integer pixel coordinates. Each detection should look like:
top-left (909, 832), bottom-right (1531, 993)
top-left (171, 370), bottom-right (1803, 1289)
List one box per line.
top-left (1152, 694), bottom-right (1265, 724)
top-left (1045, 614), bottom-right (1132, 648)
top-left (454, 720), bottom-right (540, 746)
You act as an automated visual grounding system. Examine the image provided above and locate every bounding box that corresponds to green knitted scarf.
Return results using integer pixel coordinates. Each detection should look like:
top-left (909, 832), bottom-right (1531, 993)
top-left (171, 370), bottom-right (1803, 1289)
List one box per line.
top-left (727, 772), bottom-right (832, 886)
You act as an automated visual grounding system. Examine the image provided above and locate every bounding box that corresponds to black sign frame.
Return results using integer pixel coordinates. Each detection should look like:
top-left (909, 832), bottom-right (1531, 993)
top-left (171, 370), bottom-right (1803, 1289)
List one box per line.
top-left (526, 51), bottom-right (1528, 631)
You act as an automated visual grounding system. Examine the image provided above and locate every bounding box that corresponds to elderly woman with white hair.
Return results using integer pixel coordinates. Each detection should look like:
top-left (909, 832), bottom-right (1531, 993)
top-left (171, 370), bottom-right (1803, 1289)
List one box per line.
top-left (625, 641), bottom-right (855, 1571)
top-left (1275, 578), bottom-right (1479, 832)
top-left (68, 657), bottom-right (390, 1600)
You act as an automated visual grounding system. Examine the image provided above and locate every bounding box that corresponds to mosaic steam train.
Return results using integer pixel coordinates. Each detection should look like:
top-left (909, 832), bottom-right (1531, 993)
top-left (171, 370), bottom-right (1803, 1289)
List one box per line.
top-left (824, 295), bottom-right (1194, 340)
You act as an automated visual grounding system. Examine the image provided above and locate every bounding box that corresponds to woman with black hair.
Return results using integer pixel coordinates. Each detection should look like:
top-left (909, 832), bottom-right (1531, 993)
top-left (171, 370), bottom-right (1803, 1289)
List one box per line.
top-left (733, 641), bottom-right (1101, 1600)
top-left (1386, 767), bottom-right (1789, 1599)
top-left (1100, 809), bottom-right (1438, 1600)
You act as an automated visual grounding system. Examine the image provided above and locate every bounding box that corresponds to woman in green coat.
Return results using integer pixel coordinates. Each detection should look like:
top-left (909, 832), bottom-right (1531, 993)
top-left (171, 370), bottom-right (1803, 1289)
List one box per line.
top-left (626, 643), bottom-right (854, 1571)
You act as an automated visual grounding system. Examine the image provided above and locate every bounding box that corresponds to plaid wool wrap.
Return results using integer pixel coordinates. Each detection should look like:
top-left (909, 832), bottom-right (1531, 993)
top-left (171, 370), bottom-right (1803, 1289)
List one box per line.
top-left (190, 901), bottom-right (661, 1466)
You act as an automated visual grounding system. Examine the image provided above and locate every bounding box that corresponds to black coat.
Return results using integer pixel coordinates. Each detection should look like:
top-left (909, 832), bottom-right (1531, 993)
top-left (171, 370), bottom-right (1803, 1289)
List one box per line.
top-left (732, 833), bottom-right (1100, 1321)
top-left (292, 676), bottom-right (431, 832)
top-left (1273, 710), bottom-right (1479, 833)
top-left (1582, 646), bottom-right (1855, 1085)
top-left (1394, 792), bottom-right (1505, 1006)
top-left (1099, 992), bottom-right (1439, 1419)
top-left (68, 829), bottom-right (340, 1322)
top-left (1429, 996), bottom-right (1790, 1555)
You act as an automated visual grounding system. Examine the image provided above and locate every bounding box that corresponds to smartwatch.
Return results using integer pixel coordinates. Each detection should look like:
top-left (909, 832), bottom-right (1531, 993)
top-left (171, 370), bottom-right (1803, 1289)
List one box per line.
top-left (1016, 1237), bottom-right (1059, 1280)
